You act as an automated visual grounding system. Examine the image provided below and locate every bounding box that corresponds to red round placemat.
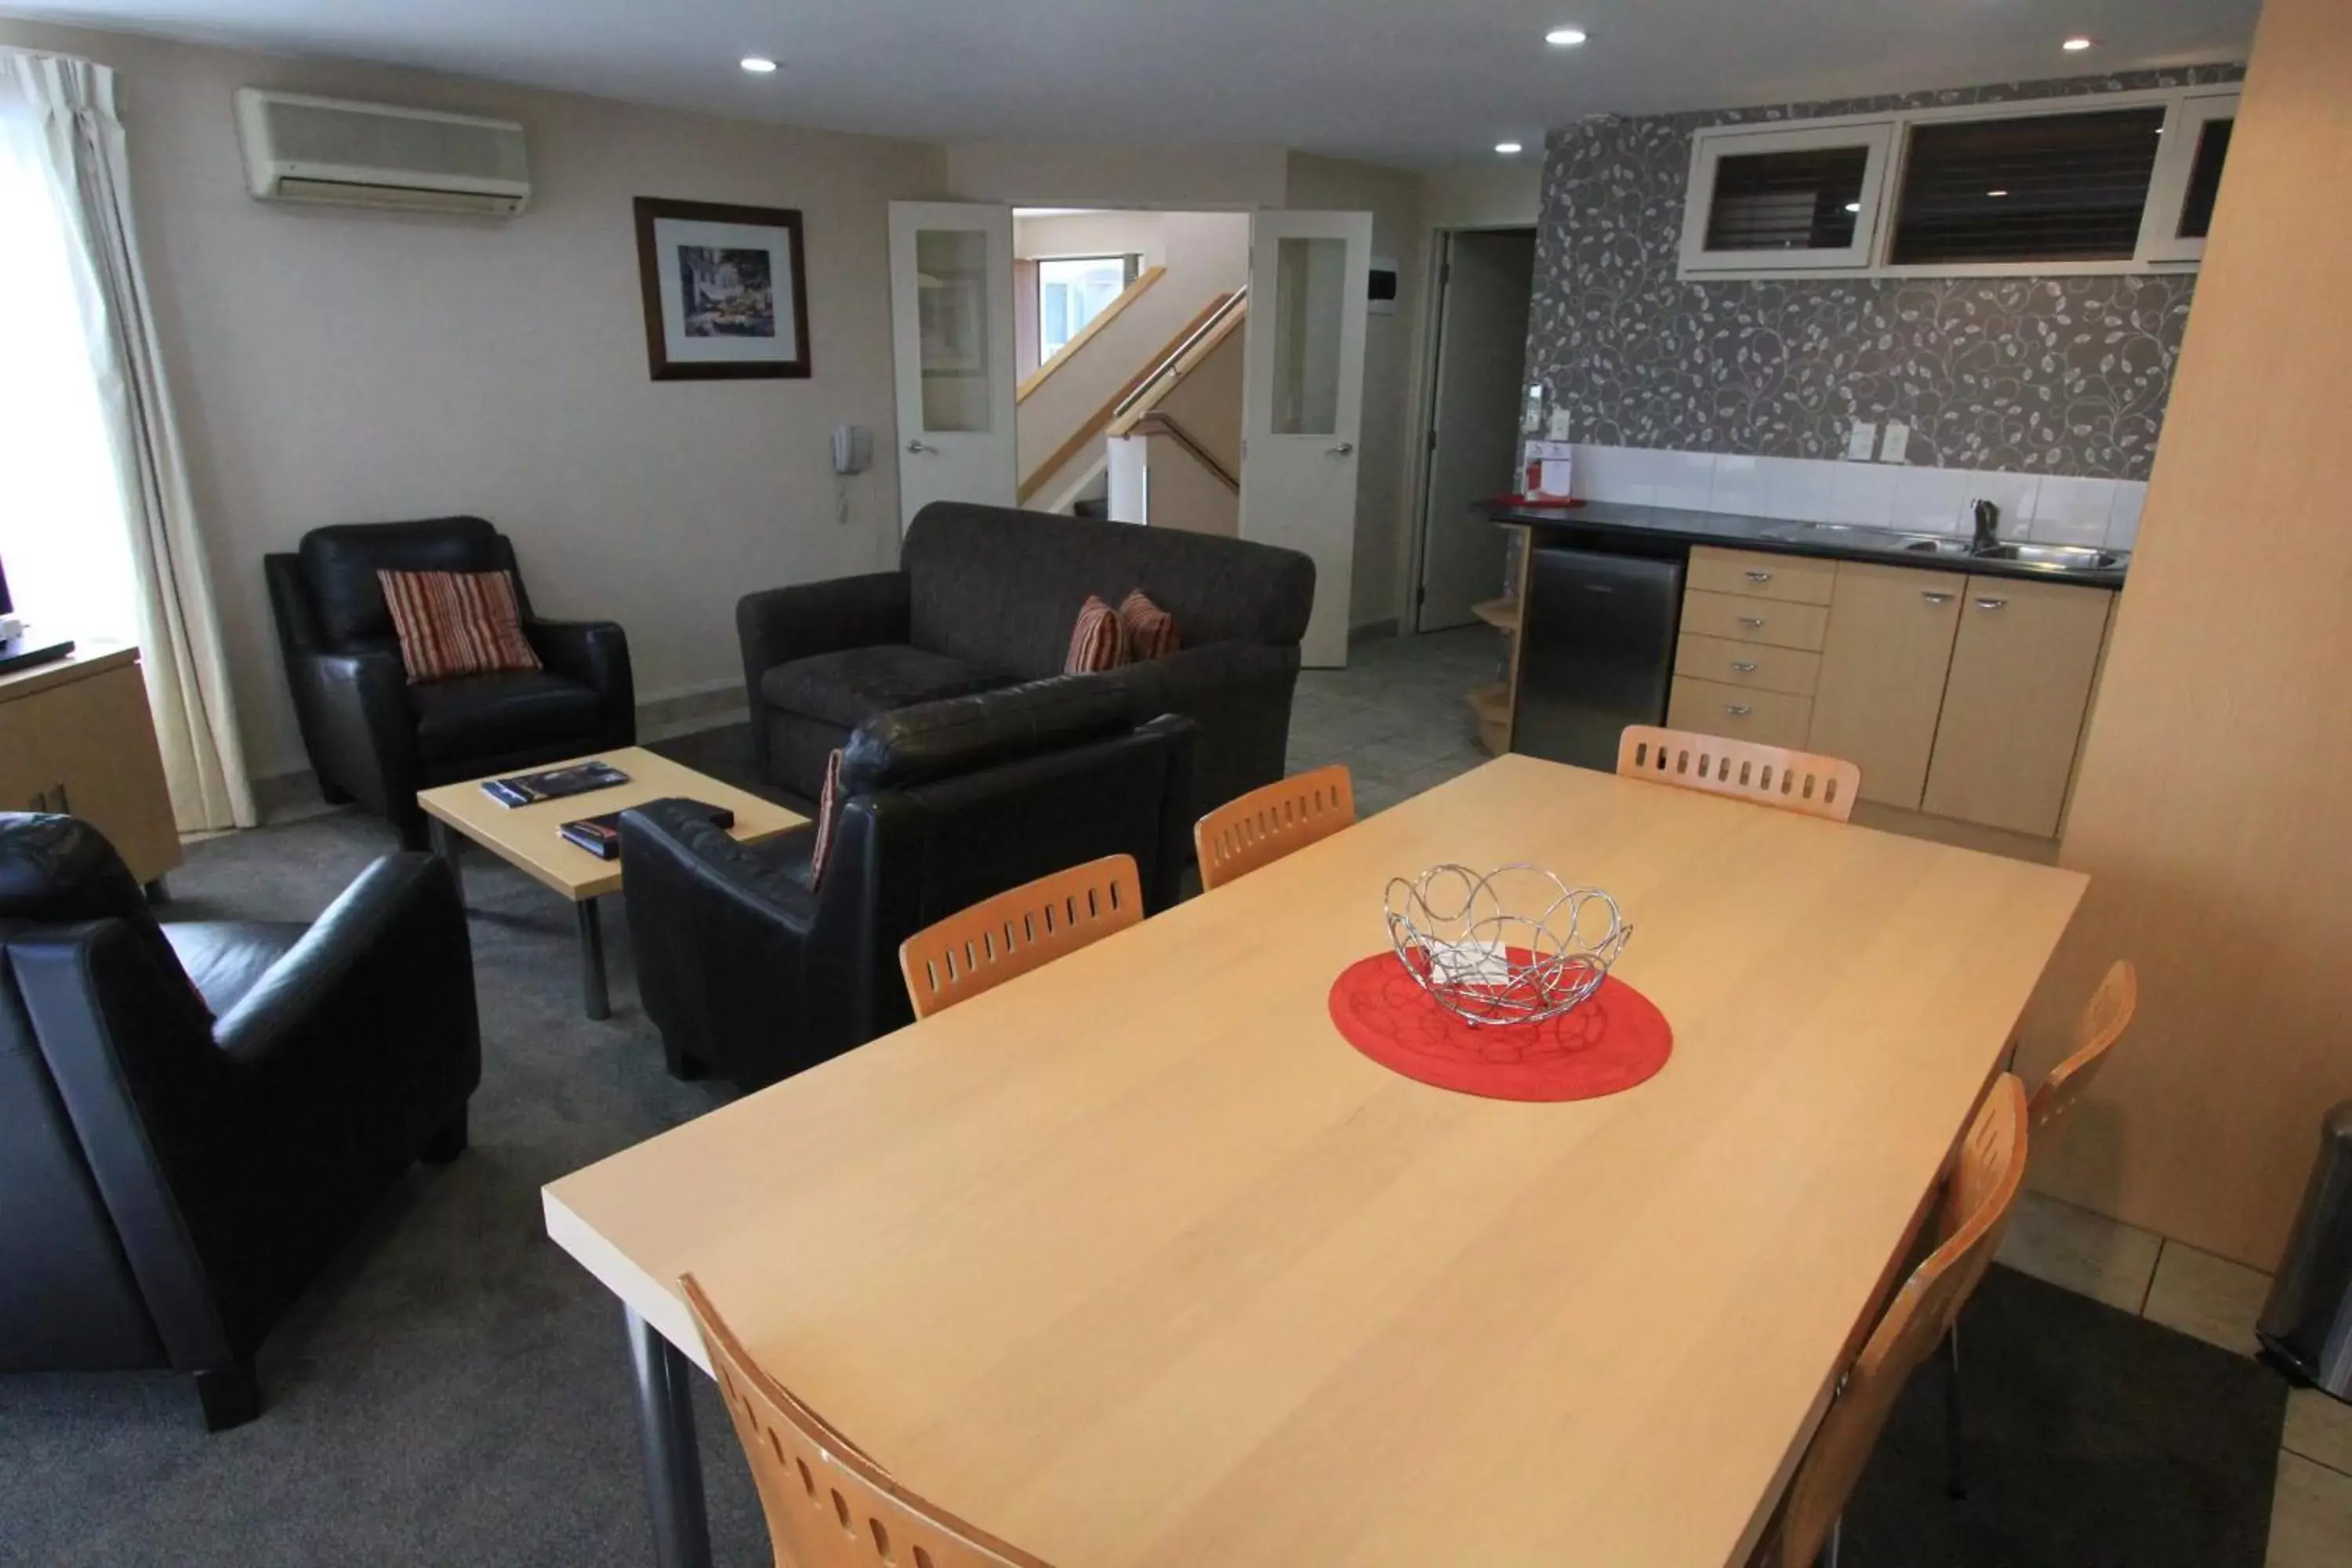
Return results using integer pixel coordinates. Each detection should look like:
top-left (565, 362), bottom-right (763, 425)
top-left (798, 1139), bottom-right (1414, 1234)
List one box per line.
top-left (1327, 950), bottom-right (1672, 1102)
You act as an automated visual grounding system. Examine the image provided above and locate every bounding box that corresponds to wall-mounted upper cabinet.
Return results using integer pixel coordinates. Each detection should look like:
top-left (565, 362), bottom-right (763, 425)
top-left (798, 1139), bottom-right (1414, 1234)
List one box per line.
top-left (1678, 85), bottom-right (2239, 282)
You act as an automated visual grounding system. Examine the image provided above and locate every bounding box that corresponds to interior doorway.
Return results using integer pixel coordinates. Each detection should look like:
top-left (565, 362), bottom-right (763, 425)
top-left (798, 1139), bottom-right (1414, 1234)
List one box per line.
top-left (1410, 227), bottom-right (1536, 632)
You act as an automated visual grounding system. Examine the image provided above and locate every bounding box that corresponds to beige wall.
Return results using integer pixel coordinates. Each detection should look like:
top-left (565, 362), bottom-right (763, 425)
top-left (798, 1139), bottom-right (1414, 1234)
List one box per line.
top-left (0, 19), bottom-right (943, 781)
top-left (2016, 0), bottom-right (2352, 1269)
top-left (946, 140), bottom-right (1287, 209)
top-left (1421, 164), bottom-right (1544, 230)
top-left (1283, 152), bottom-right (1425, 633)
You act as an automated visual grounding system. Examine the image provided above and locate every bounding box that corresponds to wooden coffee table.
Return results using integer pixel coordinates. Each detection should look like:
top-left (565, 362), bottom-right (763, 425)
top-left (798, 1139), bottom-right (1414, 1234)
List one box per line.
top-left (417, 746), bottom-right (804, 1020)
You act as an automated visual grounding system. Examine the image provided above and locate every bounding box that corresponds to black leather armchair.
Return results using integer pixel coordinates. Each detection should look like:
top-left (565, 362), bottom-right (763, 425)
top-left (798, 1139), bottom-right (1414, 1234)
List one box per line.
top-left (266, 517), bottom-right (635, 850)
top-left (0, 814), bottom-right (481, 1431)
top-left (620, 680), bottom-right (1194, 1091)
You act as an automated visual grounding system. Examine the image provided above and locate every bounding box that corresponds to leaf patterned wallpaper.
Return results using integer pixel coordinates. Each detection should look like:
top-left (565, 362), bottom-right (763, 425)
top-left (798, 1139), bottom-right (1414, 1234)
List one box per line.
top-left (1526, 67), bottom-right (2245, 480)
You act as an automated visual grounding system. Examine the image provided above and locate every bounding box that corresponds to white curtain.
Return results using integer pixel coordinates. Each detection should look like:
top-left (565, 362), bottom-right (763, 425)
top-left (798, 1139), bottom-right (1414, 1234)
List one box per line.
top-left (0, 51), bottom-right (254, 831)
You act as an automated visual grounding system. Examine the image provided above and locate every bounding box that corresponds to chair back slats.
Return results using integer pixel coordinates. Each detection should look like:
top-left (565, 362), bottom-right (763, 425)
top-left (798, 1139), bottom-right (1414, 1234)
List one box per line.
top-left (1616, 726), bottom-right (1861, 822)
top-left (681, 1275), bottom-right (1054, 1568)
top-left (898, 855), bottom-right (1143, 1021)
top-left (1193, 765), bottom-right (1356, 891)
top-left (2031, 959), bottom-right (2139, 1132)
top-left (1768, 1075), bottom-right (2031, 1568)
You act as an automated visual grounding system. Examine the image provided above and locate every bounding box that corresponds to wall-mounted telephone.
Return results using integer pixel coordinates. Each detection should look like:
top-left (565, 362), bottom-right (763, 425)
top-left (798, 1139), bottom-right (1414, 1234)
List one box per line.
top-left (831, 425), bottom-right (872, 476)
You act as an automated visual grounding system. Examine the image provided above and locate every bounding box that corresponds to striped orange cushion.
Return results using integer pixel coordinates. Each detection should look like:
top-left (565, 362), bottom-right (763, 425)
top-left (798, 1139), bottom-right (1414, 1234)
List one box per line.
top-left (810, 747), bottom-right (843, 888)
top-left (1065, 594), bottom-right (1127, 674)
top-left (1117, 590), bottom-right (1179, 661)
top-left (377, 569), bottom-right (542, 683)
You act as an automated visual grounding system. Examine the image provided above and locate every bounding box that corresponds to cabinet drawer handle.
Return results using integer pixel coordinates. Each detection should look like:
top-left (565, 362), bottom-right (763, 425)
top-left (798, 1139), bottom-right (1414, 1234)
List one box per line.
top-left (1744, 569), bottom-right (1773, 583)
top-left (1921, 591), bottom-right (1953, 604)
top-left (1737, 615), bottom-right (1766, 628)
top-left (1731, 659), bottom-right (1759, 673)
top-left (1974, 597), bottom-right (2009, 611)
top-left (1724, 703), bottom-right (1754, 717)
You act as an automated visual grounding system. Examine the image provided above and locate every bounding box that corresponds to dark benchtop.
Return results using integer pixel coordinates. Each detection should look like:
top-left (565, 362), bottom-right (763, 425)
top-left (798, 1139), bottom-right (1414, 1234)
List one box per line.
top-left (1481, 498), bottom-right (2128, 590)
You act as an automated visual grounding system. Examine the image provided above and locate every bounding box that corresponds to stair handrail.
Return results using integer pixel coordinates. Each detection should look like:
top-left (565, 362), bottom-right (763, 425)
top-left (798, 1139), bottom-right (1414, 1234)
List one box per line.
top-left (1112, 286), bottom-right (1248, 428)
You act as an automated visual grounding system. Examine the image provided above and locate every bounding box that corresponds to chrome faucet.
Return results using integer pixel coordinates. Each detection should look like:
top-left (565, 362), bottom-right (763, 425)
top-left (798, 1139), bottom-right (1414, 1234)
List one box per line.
top-left (1970, 498), bottom-right (2001, 552)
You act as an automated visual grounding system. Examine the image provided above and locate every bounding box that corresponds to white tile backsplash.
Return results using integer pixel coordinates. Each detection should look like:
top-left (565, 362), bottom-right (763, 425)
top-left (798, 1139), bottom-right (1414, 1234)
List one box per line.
top-left (2030, 475), bottom-right (2122, 547)
top-left (1554, 445), bottom-right (2134, 557)
top-left (1889, 464), bottom-right (1976, 535)
top-left (1708, 455), bottom-right (1767, 515)
top-left (2107, 482), bottom-right (2147, 551)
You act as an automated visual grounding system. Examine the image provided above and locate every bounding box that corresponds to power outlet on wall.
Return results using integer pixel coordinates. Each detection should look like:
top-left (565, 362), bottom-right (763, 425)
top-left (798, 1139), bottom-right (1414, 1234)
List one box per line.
top-left (1846, 419), bottom-right (1878, 461)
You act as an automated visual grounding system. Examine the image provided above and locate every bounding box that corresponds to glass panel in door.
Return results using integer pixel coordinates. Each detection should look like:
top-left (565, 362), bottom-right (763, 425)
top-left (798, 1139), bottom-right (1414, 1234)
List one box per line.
top-left (916, 227), bottom-right (994, 434)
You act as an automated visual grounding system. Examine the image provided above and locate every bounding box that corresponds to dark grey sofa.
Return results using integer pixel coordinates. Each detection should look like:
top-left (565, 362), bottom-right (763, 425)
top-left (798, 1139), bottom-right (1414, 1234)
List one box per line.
top-left (736, 501), bottom-right (1315, 822)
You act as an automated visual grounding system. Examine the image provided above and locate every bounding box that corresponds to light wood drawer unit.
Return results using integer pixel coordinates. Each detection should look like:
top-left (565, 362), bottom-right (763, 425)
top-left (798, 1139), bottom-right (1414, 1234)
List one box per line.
top-left (1806, 563), bottom-right (1967, 811)
top-left (1680, 589), bottom-right (1831, 652)
top-left (1675, 633), bottom-right (1821, 698)
top-left (1922, 578), bottom-right (2116, 838)
top-left (0, 648), bottom-right (182, 885)
top-left (1668, 676), bottom-right (1814, 750)
top-left (1687, 546), bottom-right (1838, 606)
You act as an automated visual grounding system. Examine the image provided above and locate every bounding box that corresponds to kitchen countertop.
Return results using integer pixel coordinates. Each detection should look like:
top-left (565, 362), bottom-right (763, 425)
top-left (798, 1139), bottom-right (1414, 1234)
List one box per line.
top-left (1482, 497), bottom-right (2129, 589)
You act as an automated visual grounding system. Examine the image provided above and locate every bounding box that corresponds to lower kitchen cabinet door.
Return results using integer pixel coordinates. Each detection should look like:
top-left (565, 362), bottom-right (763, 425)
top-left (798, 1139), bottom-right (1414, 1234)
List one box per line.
top-left (1806, 563), bottom-right (1965, 810)
top-left (1921, 578), bottom-right (2115, 838)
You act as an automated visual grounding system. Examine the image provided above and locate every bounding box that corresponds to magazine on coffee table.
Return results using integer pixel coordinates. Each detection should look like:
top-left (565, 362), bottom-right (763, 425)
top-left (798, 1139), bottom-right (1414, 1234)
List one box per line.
top-left (557, 800), bottom-right (735, 862)
top-left (481, 760), bottom-right (630, 808)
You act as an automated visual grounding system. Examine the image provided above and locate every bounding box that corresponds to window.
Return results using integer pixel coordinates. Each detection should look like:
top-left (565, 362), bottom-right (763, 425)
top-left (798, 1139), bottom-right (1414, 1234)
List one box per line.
top-left (1678, 85), bottom-right (2239, 280)
top-left (1888, 107), bottom-right (2168, 266)
top-left (1681, 122), bottom-right (1894, 274)
top-left (1036, 253), bottom-right (1140, 361)
top-left (2140, 92), bottom-right (2241, 263)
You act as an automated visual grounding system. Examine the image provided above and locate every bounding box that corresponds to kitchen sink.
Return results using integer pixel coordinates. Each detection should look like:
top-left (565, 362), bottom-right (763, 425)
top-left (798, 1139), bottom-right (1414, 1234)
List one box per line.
top-left (1973, 543), bottom-right (2124, 570)
top-left (1896, 536), bottom-right (1976, 557)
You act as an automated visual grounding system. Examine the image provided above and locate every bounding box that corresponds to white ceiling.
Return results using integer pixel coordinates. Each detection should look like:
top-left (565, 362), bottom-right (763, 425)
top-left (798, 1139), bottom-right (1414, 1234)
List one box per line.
top-left (2, 0), bottom-right (2262, 166)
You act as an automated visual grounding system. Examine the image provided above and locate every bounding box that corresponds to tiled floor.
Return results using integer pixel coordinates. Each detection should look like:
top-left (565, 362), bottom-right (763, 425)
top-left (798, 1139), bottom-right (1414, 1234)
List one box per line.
top-left (1996, 1191), bottom-right (2352, 1566)
top-left (1287, 626), bottom-right (1499, 815)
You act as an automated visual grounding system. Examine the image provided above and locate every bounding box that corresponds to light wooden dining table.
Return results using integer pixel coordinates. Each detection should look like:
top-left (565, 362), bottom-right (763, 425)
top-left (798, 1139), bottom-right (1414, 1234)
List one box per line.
top-left (543, 753), bottom-right (2088, 1568)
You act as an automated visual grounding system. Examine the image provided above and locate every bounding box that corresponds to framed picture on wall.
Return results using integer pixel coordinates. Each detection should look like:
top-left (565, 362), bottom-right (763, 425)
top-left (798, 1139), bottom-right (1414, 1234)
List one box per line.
top-left (633, 197), bottom-right (811, 380)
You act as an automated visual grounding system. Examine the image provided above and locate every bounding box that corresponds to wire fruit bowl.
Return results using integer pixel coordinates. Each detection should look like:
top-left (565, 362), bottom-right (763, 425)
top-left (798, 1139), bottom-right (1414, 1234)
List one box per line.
top-left (1383, 863), bottom-right (1632, 1026)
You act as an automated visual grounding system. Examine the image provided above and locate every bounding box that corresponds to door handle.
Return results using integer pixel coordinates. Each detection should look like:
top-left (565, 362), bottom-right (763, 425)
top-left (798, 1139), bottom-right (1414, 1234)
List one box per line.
top-left (1922, 591), bottom-right (1953, 604)
top-left (1731, 660), bottom-right (1759, 673)
top-left (906, 438), bottom-right (937, 455)
top-left (1973, 597), bottom-right (2009, 611)
top-left (1327, 441), bottom-right (1355, 456)
top-left (1744, 569), bottom-right (1773, 583)
top-left (1737, 615), bottom-right (1766, 628)
top-left (1724, 704), bottom-right (1753, 717)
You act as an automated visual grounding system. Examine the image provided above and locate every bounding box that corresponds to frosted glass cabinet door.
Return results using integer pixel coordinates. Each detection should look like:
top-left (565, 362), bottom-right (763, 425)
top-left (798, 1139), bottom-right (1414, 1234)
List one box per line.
top-left (890, 202), bottom-right (1016, 529)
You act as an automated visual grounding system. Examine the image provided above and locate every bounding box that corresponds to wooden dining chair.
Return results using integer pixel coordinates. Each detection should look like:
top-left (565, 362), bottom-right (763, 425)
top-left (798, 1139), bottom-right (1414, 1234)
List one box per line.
top-left (1617, 725), bottom-right (1861, 823)
top-left (898, 855), bottom-right (1144, 1021)
top-left (681, 1274), bottom-right (1054, 1568)
top-left (2031, 959), bottom-right (2140, 1133)
top-left (1193, 764), bottom-right (1356, 891)
top-left (1752, 1074), bottom-right (2030, 1568)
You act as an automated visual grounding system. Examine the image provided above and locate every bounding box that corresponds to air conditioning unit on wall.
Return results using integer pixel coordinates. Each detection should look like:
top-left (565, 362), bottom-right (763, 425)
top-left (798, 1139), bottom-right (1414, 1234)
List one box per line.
top-left (234, 89), bottom-right (531, 216)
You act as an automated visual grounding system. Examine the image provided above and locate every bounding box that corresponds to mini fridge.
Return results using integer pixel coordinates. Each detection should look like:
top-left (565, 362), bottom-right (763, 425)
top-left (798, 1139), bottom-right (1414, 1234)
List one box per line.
top-left (1512, 545), bottom-right (1683, 771)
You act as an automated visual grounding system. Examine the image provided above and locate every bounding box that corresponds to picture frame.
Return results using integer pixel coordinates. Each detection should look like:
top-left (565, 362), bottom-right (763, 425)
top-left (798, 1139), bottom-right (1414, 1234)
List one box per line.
top-left (633, 197), bottom-right (811, 381)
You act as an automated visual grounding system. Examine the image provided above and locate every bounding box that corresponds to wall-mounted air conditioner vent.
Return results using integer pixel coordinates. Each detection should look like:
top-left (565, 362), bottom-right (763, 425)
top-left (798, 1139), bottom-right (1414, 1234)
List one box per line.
top-left (234, 89), bottom-right (530, 216)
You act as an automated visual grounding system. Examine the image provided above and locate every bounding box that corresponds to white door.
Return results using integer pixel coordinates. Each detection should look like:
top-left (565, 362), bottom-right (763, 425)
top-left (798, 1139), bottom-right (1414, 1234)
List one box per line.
top-left (1416, 229), bottom-right (1536, 630)
top-left (1239, 209), bottom-right (1373, 669)
top-left (889, 201), bottom-right (1017, 529)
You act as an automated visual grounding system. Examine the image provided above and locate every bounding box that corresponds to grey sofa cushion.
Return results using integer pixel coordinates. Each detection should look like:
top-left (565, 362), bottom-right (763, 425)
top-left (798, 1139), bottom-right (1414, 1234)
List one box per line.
top-left (901, 503), bottom-right (1317, 679)
top-left (759, 644), bottom-right (1017, 732)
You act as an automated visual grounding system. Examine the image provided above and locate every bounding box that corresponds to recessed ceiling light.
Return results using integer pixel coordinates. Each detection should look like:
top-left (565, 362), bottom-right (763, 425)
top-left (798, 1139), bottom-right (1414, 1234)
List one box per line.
top-left (1844, 201), bottom-right (1861, 212)
top-left (739, 55), bottom-right (779, 74)
top-left (1496, 142), bottom-right (1525, 155)
top-left (1544, 27), bottom-right (1589, 46)
top-left (2061, 35), bottom-right (2095, 51)
top-left (1987, 188), bottom-right (2010, 197)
